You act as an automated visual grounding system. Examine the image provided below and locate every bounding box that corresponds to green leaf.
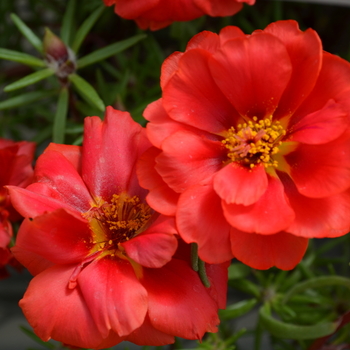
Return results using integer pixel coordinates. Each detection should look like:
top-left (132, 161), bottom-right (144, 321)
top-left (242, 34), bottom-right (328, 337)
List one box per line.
top-left (283, 276), bottom-right (350, 303)
top-left (61, 0), bottom-right (76, 45)
top-left (20, 326), bottom-right (55, 349)
top-left (259, 303), bottom-right (340, 340)
top-left (77, 34), bottom-right (147, 69)
top-left (0, 48), bottom-right (44, 67)
top-left (53, 88), bottom-right (69, 143)
top-left (219, 298), bottom-right (258, 320)
top-left (71, 5), bottom-right (105, 53)
top-left (68, 73), bottom-right (105, 112)
top-left (10, 13), bottom-right (43, 52)
top-left (0, 90), bottom-right (55, 110)
top-left (228, 262), bottom-right (251, 280)
top-left (3, 68), bottom-right (55, 92)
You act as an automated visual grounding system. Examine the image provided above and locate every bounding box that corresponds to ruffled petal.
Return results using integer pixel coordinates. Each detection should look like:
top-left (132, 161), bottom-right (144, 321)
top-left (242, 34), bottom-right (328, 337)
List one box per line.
top-left (82, 107), bottom-right (151, 200)
top-left (230, 229), bottom-right (308, 270)
top-left (163, 48), bottom-right (238, 133)
top-left (12, 209), bottom-right (90, 267)
top-left (137, 147), bottom-right (179, 216)
top-left (112, 0), bottom-right (158, 18)
top-left (223, 175), bottom-right (295, 234)
top-left (155, 130), bottom-right (224, 193)
top-left (34, 149), bottom-right (92, 212)
top-left (176, 181), bottom-right (233, 264)
top-left (210, 31), bottom-right (292, 119)
top-left (186, 30), bottom-right (220, 53)
top-left (122, 215), bottom-right (178, 268)
top-left (218, 25), bottom-right (245, 45)
top-left (291, 52), bottom-right (350, 125)
top-left (213, 163), bottom-right (268, 205)
top-left (264, 20), bottom-right (322, 118)
top-left (19, 264), bottom-right (112, 349)
top-left (289, 99), bottom-right (348, 144)
top-left (281, 173), bottom-right (350, 238)
top-left (78, 258), bottom-right (148, 337)
top-left (286, 129), bottom-right (350, 198)
top-left (142, 259), bottom-right (220, 339)
top-left (144, 99), bottom-right (196, 149)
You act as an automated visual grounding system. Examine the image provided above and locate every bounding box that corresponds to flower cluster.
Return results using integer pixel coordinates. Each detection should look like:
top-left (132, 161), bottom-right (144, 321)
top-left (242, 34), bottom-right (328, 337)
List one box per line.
top-left (5, 4), bottom-right (350, 349)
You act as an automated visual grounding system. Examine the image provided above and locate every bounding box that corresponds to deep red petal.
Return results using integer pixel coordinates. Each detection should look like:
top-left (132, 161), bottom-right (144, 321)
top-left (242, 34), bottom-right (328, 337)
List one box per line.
top-left (125, 314), bottom-right (174, 346)
top-left (280, 172), bottom-right (350, 238)
top-left (113, 0), bottom-right (158, 18)
top-left (205, 261), bottom-right (230, 309)
top-left (12, 209), bottom-right (90, 268)
top-left (155, 130), bottom-right (224, 192)
top-left (195, 0), bottom-right (243, 16)
top-left (163, 48), bottom-right (237, 133)
top-left (142, 259), bottom-right (220, 339)
top-left (122, 215), bottom-right (178, 268)
top-left (264, 20), bottom-right (322, 119)
top-left (78, 258), bottom-right (148, 337)
top-left (210, 32), bottom-right (292, 119)
top-left (185, 30), bottom-right (220, 53)
top-left (19, 264), bottom-right (113, 349)
top-left (230, 229), bottom-right (308, 270)
top-left (176, 182), bottom-right (233, 264)
top-left (34, 149), bottom-right (91, 212)
top-left (218, 25), bottom-right (245, 45)
top-left (223, 175), bottom-right (295, 234)
top-left (213, 163), bottom-right (268, 205)
top-left (137, 147), bottom-right (179, 216)
top-left (289, 99), bottom-right (348, 144)
top-left (82, 107), bottom-right (151, 200)
top-left (286, 129), bottom-right (350, 198)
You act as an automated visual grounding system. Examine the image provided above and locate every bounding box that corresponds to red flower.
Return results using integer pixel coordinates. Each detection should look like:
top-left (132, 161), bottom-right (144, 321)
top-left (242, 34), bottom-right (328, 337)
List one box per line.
top-left (0, 138), bottom-right (35, 278)
top-left (103, 0), bottom-right (255, 31)
top-left (137, 20), bottom-right (350, 270)
top-left (9, 107), bottom-right (227, 349)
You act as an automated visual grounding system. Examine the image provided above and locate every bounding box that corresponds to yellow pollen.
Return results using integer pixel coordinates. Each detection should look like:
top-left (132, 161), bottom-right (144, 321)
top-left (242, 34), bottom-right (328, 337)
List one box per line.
top-left (82, 193), bottom-right (152, 253)
top-left (222, 116), bottom-right (286, 169)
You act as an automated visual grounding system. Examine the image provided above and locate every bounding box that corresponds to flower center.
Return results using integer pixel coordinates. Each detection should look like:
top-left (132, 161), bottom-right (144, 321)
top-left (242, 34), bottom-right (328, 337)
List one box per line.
top-left (83, 193), bottom-right (152, 252)
top-left (222, 116), bottom-right (286, 169)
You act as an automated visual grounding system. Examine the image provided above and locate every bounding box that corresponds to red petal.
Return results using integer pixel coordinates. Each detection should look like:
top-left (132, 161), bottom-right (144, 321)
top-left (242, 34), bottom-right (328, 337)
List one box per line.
top-left (281, 173), bottom-right (350, 238)
top-left (78, 258), bottom-right (148, 337)
top-left (12, 209), bottom-right (90, 267)
top-left (163, 48), bottom-right (238, 133)
top-left (292, 52), bottom-right (350, 125)
top-left (144, 99), bottom-right (196, 149)
top-left (176, 182), bottom-right (233, 263)
top-left (7, 185), bottom-right (78, 218)
top-left (223, 175), bottom-right (295, 234)
top-left (286, 129), bottom-right (350, 198)
top-left (195, 0), bottom-right (243, 16)
top-left (155, 130), bottom-right (224, 192)
top-left (126, 314), bottom-right (174, 346)
top-left (142, 259), bottom-right (220, 339)
top-left (289, 99), bottom-right (348, 144)
top-left (213, 163), bottom-right (268, 205)
top-left (35, 149), bottom-right (91, 212)
top-left (82, 107), bottom-right (151, 200)
top-left (186, 30), bottom-right (220, 53)
top-left (20, 264), bottom-right (114, 348)
top-left (230, 229), bottom-right (308, 270)
top-left (205, 261), bottom-right (230, 309)
top-left (113, 0), bottom-right (158, 18)
top-left (264, 20), bottom-right (322, 119)
top-left (45, 143), bottom-right (82, 172)
top-left (218, 25), bottom-right (245, 45)
top-left (122, 215), bottom-right (178, 268)
top-left (137, 147), bottom-right (179, 216)
top-left (210, 32), bottom-right (292, 119)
